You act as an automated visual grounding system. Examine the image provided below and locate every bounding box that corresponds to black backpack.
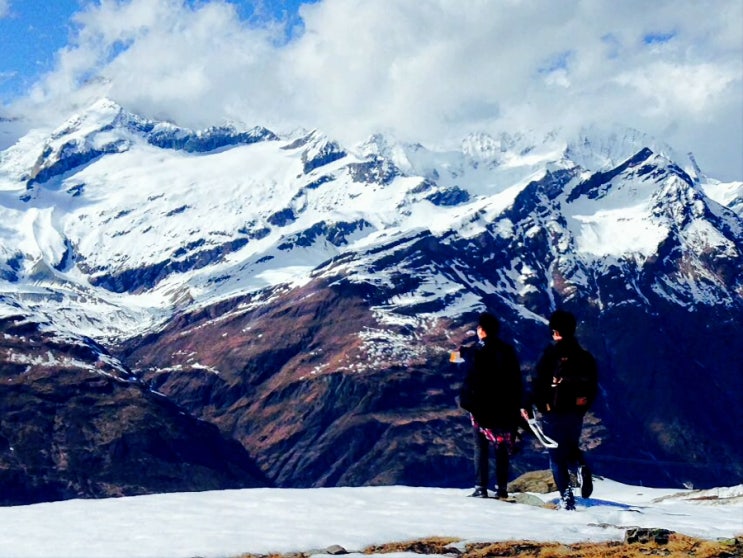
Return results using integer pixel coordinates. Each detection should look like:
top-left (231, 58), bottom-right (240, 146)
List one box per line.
top-left (548, 347), bottom-right (598, 412)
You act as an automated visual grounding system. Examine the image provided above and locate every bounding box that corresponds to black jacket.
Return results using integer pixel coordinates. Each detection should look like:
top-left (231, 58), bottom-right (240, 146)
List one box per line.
top-left (458, 337), bottom-right (523, 430)
top-left (531, 336), bottom-right (598, 414)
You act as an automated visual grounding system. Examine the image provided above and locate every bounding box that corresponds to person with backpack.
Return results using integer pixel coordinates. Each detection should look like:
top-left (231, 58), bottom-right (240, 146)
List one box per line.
top-left (522, 309), bottom-right (598, 510)
top-left (457, 312), bottom-right (524, 499)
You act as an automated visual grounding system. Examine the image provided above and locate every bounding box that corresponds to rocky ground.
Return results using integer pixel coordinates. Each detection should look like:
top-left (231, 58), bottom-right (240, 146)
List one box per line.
top-left (235, 533), bottom-right (743, 558)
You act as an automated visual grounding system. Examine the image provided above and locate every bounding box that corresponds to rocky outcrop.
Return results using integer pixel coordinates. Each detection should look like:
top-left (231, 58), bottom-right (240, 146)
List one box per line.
top-left (119, 278), bottom-right (494, 489)
top-left (0, 315), bottom-right (268, 505)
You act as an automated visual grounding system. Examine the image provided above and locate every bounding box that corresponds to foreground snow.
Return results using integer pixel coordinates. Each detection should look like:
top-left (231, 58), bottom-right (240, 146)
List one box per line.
top-left (0, 479), bottom-right (741, 558)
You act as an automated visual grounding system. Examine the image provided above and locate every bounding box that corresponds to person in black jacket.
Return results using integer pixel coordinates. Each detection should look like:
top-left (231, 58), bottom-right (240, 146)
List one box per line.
top-left (522, 309), bottom-right (598, 510)
top-left (458, 312), bottom-right (523, 499)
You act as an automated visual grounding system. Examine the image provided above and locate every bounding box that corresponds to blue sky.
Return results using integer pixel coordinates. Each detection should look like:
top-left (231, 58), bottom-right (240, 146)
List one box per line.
top-left (0, 1), bottom-right (314, 102)
top-left (0, 2), bottom-right (73, 101)
top-left (0, 0), bottom-right (741, 180)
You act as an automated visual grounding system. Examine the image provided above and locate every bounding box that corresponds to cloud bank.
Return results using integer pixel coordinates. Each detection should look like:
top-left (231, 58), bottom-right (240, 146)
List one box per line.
top-left (7, 0), bottom-right (743, 180)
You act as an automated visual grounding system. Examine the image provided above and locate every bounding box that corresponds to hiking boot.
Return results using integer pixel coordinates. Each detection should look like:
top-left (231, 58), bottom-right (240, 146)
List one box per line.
top-left (561, 488), bottom-right (576, 511)
top-left (495, 488), bottom-right (509, 499)
top-left (468, 486), bottom-right (488, 498)
top-left (578, 465), bottom-right (593, 498)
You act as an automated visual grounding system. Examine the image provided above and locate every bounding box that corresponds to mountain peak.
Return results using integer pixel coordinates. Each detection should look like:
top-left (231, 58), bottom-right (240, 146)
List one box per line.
top-left (564, 124), bottom-right (688, 175)
top-left (460, 130), bottom-right (538, 162)
top-left (50, 97), bottom-right (125, 140)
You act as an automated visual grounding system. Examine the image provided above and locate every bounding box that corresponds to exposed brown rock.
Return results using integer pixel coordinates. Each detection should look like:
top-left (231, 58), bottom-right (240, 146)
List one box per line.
top-left (236, 534), bottom-right (743, 558)
top-left (507, 469), bottom-right (557, 494)
top-left (0, 316), bottom-right (268, 505)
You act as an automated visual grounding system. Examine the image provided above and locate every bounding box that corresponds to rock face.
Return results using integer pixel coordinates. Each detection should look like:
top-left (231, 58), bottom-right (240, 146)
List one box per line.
top-left (118, 259), bottom-right (743, 491)
top-left (0, 316), bottom-right (268, 505)
top-left (119, 280), bottom-right (476, 489)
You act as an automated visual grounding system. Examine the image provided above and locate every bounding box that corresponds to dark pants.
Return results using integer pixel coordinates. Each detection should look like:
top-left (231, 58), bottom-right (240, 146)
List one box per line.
top-left (542, 411), bottom-right (586, 495)
top-left (473, 426), bottom-right (510, 491)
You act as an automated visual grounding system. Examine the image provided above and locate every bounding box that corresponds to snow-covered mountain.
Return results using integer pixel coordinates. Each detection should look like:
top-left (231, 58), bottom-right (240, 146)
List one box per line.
top-left (1, 99), bottom-right (741, 501)
top-left (2, 99), bottom-right (738, 337)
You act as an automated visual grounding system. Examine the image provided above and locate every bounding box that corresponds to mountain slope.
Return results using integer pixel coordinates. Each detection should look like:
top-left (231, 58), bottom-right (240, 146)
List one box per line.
top-left (1, 99), bottom-right (741, 498)
top-left (0, 313), bottom-right (269, 505)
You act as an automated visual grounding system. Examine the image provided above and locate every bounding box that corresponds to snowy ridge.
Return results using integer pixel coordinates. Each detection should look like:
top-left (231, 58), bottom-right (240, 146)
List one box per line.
top-left (0, 98), bottom-right (741, 342)
top-left (702, 178), bottom-right (743, 217)
top-left (565, 124), bottom-right (688, 176)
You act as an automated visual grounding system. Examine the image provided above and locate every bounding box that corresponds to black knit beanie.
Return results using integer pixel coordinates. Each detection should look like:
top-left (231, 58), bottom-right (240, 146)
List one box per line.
top-left (548, 310), bottom-right (577, 337)
top-left (478, 312), bottom-right (500, 337)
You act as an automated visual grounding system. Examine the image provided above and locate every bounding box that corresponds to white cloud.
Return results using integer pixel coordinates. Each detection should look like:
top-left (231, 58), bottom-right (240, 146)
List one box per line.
top-left (7, 0), bottom-right (743, 180)
top-left (0, 0), bottom-right (9, 18)
top-left (614, 62), bottom-right (738, 116)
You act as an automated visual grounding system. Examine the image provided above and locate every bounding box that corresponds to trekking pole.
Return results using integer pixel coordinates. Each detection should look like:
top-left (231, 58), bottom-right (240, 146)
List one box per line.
top-left (526, 406), bottom-right (558, 448)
